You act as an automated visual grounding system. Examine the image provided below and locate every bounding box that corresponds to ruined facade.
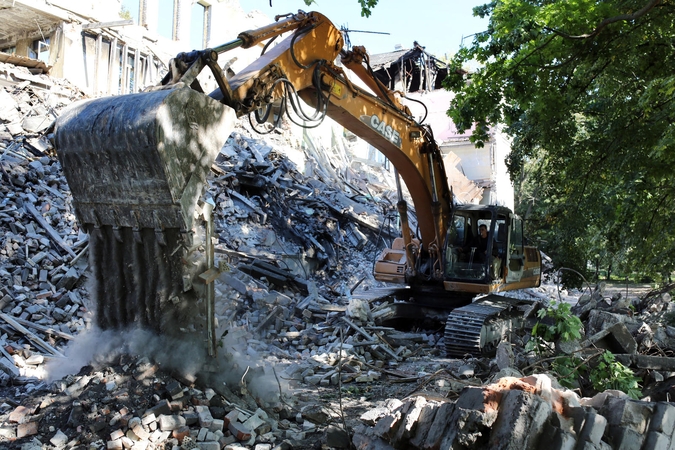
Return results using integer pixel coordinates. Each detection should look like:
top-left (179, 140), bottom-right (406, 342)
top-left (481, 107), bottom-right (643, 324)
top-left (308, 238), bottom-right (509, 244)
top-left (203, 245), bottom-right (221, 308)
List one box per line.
top-left (0, 0), bottom-right (258, 97)
top-left (369, 43), bottom-right (513, 208)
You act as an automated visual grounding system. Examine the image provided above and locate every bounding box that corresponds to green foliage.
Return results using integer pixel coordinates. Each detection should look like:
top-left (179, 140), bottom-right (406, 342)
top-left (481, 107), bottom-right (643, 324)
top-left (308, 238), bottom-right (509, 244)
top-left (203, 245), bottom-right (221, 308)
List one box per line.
top-left (303, 0), bottom-right (378, 17)
top-left (534, 301), bottom-right (583, 342)
top-left (589, 351), bottom-right (642, 399)
top-left (552, 355), bottom-right (586, 389)
top-left (526, 301), bottom-right (582, 355)
top-left (119, 5), bottom-right (132, 20)
top-left (446, 0), bottom-right (675, 279)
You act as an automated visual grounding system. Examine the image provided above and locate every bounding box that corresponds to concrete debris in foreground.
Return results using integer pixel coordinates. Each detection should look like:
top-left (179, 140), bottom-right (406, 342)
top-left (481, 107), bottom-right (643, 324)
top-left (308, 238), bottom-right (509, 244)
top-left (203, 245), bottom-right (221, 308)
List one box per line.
top-left (355, 373), bottom-right (675, 450)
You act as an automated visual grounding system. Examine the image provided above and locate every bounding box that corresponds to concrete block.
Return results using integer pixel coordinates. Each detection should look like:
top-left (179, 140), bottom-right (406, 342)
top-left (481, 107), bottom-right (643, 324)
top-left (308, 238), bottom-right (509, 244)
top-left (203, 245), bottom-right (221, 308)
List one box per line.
top-left (197, 442), bottom-right (220, 450)
top-left (107, 439), bottom-right (123, 450)
top-left (614, 354), bottom-right (675, 371)
top-left (110, 430), bottom-right (125, 441)
top-left (642, 431), bottom-right (670, 450)
top-left (196, 405), bottom-right (214, 429)
top-left (422, 402), bottom-right (455, 450)
top-left (158, 414), bottom-right (186, 431)
top-left (360, 399), bottom-right (403, 425)
top-left (601, 398), bottom-right (652, 433)
top-left (209, 418), bottom-right (224, 432)
top-left (587, 322), bottom-right (637, 354)
top-left (496, 341), bottom-right (515, 369)
top-left (325, 425), bottom-right (350, 449)
top-left (128, 417), bottom-right (142, 429)
top-left (409, 402), bottom-right (439, 449)
top-left (148, 429), bottom-right (162, 442)
top-left (131, 424), bottom-right (150, 440)
top-left (219, 434), bottom-right (237, 447)
top-left (577, 412), bottom-right (606, 445)
top-left (223, 409), bottom-right (239, 428)
top-left (536, 423), bottom-right (575, 450)
top-left (197, 427), bottom-right (209, 441)
top-left (166, 381), bottom-right (183, 399)
top-left (455, 386), bottom-right (490, 411)
top-left (607, 426), bottom-right (645, 449)
top-left (183, 411), bottom-right (199, 426)
top-left (488, 389), bottom-right (552, 449)
top-left (650, 403), bottom-right (675, 436)
top-left (50, 429), bottom-right (69, 447)
top-left (221, 273), bottom-right (249, 296)
top-left (393, 396), bottom-right (427, 444)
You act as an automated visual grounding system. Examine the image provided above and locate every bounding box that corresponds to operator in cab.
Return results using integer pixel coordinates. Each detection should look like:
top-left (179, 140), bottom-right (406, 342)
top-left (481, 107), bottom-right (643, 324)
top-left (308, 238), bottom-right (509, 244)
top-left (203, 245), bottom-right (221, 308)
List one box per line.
top-left (474, 224), bottom-right (490, 263)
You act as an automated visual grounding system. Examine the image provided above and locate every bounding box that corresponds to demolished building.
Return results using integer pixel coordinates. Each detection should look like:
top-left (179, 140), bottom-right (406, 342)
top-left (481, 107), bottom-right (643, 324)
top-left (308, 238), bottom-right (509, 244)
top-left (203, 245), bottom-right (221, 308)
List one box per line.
top-left (370, 42), bottom-right (514, 208)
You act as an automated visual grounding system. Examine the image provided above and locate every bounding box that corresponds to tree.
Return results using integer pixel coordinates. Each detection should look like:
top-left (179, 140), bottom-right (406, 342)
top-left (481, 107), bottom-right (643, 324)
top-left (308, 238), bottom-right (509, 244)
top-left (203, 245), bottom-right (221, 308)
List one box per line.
top-left (444, 0), bottom-right (675, 284)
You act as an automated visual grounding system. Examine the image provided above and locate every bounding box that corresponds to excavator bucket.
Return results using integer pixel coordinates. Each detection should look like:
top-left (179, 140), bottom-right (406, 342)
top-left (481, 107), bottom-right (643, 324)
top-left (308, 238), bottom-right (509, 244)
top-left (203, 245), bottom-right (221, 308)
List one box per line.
top-left (54, 87), bottom-right (235, 332)
top-left (55, 86), bottom-right (235, 234)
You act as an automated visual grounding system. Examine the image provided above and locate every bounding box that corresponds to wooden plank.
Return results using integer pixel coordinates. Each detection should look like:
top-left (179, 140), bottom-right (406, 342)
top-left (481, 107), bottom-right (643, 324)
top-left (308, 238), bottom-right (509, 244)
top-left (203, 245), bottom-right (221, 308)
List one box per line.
top-left (0, 314), bottom-right (65, 358)
top-left (9, 316), bottom-right (74, 340)
top-left (341, 317), bottom-right (401, 361)
top-left (82, 19), bottom-right (134, 30)
top-left (24, 202), bottom-right (76, 258)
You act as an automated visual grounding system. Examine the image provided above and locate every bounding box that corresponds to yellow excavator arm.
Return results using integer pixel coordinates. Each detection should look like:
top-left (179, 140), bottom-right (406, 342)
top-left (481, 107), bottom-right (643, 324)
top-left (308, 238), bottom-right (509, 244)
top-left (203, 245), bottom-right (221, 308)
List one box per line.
top-left (155, 11), bottom-right (453, 281)
top-left (53, 11), bottom-right (540, 337)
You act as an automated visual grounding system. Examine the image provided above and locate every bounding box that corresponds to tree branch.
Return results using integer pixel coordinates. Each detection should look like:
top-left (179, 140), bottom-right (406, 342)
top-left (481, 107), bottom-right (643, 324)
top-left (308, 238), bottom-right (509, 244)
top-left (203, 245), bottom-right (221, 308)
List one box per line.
top-left (544, 0), bottom-right (661, 40)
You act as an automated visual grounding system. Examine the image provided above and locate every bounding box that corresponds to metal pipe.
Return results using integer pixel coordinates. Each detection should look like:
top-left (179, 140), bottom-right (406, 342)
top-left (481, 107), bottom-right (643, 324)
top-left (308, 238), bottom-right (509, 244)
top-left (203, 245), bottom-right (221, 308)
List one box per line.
top-left (203, 201), bottom-right (217, 357)
top-left (394, 169), bottom-right (417, 277)
top-left (212, 38), bottom-right (244, 54)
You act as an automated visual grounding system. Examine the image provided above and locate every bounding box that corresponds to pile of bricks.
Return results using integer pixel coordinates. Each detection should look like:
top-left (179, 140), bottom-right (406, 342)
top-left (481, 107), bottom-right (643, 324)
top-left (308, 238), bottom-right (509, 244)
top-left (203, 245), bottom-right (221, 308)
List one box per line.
top-left (1, 353), bottom-right (325, 449)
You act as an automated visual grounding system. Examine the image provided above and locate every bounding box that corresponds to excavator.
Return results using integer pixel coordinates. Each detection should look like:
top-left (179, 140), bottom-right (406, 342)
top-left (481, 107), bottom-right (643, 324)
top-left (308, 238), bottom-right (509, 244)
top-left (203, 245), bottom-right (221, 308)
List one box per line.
top-left (53, 11), bottom-right (541, 357)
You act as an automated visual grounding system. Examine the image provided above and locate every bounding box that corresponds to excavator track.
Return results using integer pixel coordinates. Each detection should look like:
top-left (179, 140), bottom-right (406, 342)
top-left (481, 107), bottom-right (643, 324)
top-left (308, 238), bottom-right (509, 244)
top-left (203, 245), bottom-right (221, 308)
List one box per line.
top-left (444, 295), bottom-right (539, 358)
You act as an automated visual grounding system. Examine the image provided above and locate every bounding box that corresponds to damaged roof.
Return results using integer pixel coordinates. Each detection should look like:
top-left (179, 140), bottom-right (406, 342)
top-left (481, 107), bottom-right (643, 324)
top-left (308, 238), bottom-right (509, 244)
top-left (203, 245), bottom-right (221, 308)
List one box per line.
top-left (369, 42), bottom-right (450, 93)
top-left (0, 0), bottom-right (69, 48)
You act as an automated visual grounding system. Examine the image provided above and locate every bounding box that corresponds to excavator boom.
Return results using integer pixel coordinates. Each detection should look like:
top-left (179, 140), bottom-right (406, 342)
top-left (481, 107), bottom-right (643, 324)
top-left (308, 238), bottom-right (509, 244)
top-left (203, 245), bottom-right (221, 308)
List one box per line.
top-left (53, 11), bottom-right (541, 347)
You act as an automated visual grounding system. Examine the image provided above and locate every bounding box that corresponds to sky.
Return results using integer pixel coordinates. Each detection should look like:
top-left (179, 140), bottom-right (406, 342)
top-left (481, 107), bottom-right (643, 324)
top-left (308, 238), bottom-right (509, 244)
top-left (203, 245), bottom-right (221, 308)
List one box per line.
top-left (238, 0), bottom-right (490, 59)
top-left (120, 0), bottom-right (490, 59)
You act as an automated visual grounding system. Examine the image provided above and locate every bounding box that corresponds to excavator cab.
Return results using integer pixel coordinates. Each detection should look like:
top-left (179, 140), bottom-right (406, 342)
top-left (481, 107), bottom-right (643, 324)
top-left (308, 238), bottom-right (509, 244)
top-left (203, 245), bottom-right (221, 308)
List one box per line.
top-left (443, 205), bottom-right (541, 295)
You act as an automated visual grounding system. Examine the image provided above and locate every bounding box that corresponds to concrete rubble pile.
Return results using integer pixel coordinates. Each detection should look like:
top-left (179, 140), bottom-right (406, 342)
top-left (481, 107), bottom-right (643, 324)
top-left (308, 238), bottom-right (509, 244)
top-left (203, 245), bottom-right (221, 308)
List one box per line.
top-left (355, 374), bottom-right (675, 450)
top-left (0, 59), bottom-right (442, 449)
top-left (352, 281), bottom-right (675, 450)
top-left (1, 350), bottom-right (343, 450)
top-left (0, 67), bottom-right (90, 389)
top-left (4, 58), bottom-right (675, 450)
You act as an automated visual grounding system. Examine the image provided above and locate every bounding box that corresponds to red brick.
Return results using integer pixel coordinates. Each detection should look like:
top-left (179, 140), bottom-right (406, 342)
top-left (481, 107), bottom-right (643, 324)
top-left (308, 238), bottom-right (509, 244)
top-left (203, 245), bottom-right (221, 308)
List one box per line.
top-left (172, 425), bottom-right (190, 443)
top-left (223, 410), bottom-right (239, 428)
top-left (9, 406), bottom-right (30, 424)
top-left (17, 422), bottom-right (38, 438)
top-left (228, 422), bottom-right (251, 441)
